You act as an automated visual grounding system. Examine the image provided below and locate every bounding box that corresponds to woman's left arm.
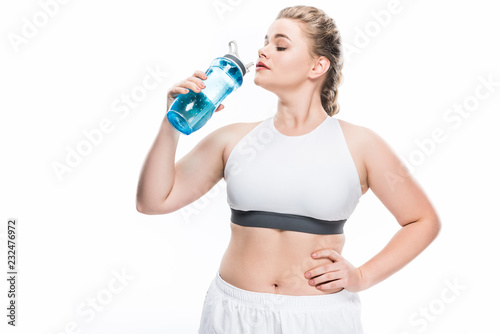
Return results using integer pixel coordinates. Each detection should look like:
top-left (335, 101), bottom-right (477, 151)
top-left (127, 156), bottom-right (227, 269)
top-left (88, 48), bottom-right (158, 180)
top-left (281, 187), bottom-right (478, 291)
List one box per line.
top-left (305, 127), bottom-right (441, 292)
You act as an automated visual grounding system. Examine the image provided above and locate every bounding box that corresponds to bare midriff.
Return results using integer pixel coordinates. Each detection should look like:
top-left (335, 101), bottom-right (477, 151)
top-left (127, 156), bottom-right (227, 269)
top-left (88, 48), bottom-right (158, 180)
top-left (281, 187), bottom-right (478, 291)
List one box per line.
top-left (218, 221), bottom-right (346, 296)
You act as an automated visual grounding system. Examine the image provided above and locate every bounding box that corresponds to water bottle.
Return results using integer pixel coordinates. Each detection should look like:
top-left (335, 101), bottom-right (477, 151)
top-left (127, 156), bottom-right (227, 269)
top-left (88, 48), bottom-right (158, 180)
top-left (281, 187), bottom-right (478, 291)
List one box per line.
top-left (166, 40), bottom-right (254, 135)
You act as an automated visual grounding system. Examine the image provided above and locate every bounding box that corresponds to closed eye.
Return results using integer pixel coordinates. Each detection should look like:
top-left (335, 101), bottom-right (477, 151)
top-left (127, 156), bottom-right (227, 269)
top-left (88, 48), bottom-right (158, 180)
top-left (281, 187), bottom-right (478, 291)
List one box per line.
top-left (263, 41), bottom-right (287, 52)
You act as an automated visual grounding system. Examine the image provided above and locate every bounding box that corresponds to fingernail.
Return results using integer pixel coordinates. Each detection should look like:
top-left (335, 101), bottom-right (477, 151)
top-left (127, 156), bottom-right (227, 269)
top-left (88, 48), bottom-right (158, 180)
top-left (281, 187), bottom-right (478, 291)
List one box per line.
top-left (305, 272), bottom-right (311, 278)
top-left (309, 280), bottom-right (314, 285)
top-left (312, 253), bottom-right (317, 257)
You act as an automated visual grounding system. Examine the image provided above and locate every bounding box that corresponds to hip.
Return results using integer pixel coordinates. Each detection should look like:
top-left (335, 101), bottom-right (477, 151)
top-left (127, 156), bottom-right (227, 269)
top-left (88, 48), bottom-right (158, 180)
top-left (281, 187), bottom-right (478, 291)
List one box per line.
top-left (198, 270), bottom-right (363, 334)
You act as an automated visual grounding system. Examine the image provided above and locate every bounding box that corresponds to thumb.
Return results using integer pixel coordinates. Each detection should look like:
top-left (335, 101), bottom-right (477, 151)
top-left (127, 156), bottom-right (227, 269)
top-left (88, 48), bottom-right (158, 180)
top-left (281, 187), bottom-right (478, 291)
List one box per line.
top-left (312, 249), bottom-right (343, 262)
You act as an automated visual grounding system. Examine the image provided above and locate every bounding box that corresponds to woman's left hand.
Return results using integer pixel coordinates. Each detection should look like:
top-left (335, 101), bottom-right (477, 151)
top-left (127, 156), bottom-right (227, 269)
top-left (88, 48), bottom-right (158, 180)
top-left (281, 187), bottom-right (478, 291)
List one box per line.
top-left (304, 249), bottom-right (366, 293)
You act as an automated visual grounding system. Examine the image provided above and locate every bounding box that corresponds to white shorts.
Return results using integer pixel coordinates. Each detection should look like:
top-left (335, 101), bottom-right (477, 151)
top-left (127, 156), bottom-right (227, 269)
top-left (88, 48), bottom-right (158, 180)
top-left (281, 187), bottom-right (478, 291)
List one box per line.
top-left (198, 271), bottom-right (364, 334)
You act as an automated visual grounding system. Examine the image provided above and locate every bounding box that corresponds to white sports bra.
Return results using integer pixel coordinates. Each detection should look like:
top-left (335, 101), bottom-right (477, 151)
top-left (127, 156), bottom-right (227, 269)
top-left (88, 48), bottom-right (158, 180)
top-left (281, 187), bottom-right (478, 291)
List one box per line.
top-left (224, 115), bottom-right (362, 235)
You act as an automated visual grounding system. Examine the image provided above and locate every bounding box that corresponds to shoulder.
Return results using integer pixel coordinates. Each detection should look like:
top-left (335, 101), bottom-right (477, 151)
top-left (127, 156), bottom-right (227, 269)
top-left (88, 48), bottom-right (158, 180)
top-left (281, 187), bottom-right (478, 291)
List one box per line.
top-left (337, 118), bottom-right (393, 156)
top-left (337, 118), bottom-right (390, 160)
top-left (201, 119), bottom-right (261, 144)
top-left (337, 118), bottom-right (379, 143)
top-left (337, 118), bottom-right (411, 196)
top-left (337, 118), bottom-right (405, 184)
top-left (214, 119), bottom-right (265, 142)
top-left (207, 119), bottom-right (266, 162)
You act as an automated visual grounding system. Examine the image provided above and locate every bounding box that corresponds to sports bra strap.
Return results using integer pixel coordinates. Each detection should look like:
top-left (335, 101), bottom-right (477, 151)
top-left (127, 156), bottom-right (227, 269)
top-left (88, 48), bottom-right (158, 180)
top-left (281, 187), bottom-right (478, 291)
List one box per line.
top-left (230, 208), bottom-right (346, 235)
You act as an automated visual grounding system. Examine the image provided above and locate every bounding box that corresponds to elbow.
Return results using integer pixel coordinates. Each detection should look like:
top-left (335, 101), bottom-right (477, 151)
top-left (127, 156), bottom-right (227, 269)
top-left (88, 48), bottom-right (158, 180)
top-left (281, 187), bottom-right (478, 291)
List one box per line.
top-left (422, 212), bottom-right (442, 242)
top-left (136, 200), bottom-right (151, 215)
top-left (136, 199), bottom-right (172, 215)
top-left (136, 201), bottom-right (151, 215)
top-left (431, 213), bottom-right (442, 240)
top-left (403, 212), bottom-right (442, 241)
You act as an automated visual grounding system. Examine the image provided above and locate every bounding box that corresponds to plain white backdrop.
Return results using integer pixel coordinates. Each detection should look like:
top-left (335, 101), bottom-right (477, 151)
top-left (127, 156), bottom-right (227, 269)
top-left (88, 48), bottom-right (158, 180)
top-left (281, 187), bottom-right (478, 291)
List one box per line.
top-left (1, 0), bottom-right (499, 333)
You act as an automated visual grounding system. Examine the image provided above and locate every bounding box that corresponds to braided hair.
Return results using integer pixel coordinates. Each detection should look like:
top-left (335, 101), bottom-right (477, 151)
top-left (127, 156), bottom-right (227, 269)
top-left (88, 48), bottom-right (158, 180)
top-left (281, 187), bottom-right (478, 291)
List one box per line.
top-left (276, 5), bottom-right (344, 116)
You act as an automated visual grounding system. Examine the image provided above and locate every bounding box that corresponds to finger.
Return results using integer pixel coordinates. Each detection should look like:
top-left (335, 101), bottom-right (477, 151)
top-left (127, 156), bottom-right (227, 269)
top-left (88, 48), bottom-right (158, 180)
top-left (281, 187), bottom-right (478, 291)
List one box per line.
top-left (187, 71), bottom-right (208, 90)
top-left (311, 249), bottom-right (343, 262)
top-left (170, 71), bottom-right (208, 96)
top-left (304, 262), bottom-right (338, 279)
top-left (186, 76), bottom-right (207, 91)
top-left (316, 278), bottom-right (345, 291)
top-left (215, 104), bottom-right (224, 112)
top-left (193, 70), bottom-right (208, 80)
top-left (177, 79), bottom-right (203, 93)
top-left (167, 86), bottom-right (189, 99)
top-left (308, 271), bottom-right (342, 286)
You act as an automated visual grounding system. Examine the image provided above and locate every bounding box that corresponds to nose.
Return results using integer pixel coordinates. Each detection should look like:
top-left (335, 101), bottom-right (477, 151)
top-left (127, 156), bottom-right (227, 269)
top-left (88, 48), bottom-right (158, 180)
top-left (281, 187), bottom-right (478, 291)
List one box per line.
top-left (258, 45), bottom-right (269, 59)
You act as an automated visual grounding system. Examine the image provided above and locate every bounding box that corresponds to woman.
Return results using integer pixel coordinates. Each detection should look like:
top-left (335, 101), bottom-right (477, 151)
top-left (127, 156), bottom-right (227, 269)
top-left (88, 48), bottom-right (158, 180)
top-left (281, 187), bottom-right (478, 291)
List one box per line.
top-left (136, 5), bottom-right (441, 334)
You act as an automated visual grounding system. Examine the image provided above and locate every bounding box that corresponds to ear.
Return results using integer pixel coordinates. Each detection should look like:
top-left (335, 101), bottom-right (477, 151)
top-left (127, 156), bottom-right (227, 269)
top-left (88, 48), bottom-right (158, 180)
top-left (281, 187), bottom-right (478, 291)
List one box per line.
top-left (309, 56), bottom-right (330, 80)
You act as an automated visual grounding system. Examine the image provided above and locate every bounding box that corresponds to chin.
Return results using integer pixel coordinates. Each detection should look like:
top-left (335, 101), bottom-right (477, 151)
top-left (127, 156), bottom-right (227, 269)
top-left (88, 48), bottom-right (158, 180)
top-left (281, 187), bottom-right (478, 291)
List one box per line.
top-left (254, 75), bottom-right (273, 91)
top-left (255, 77), bottom-right (288, 97)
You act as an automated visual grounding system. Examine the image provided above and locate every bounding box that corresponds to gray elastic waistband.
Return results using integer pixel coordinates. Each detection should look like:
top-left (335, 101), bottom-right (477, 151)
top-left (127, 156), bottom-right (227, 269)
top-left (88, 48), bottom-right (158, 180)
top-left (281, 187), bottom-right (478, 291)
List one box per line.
top-left (230, 208), bottom-right (346, 235)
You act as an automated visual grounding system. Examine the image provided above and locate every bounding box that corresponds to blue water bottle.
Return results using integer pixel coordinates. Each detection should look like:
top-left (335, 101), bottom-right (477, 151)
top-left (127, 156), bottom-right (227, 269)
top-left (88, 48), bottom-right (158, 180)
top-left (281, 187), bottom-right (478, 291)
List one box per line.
top-left (166, 40), bottom-right (254, 135)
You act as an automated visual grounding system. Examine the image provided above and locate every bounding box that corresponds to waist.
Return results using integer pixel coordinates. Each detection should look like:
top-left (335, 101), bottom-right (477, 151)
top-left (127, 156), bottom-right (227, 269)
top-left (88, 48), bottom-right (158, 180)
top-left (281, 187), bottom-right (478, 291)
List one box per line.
top-left (213, 270), bottom-right (356, 310)
top-left (218, 222), bottom-right (345, 296)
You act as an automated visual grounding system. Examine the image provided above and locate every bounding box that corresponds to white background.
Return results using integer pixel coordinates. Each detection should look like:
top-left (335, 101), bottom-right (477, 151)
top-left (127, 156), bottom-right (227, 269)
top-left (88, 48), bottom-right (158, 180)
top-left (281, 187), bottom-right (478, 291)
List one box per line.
top-left (1, 0), bottom-right (499, 333)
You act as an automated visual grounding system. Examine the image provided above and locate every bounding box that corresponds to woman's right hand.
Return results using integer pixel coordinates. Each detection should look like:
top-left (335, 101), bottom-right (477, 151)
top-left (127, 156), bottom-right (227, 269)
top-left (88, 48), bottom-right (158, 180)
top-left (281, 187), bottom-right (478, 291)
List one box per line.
top-left (166, 70), bottom-right (225, 114)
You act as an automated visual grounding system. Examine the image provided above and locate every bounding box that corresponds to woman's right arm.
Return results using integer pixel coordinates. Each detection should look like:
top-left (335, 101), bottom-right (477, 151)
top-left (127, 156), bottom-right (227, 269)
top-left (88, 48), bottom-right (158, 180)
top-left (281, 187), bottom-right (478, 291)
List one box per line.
top-left (136, 70), bottom-right (226, 215)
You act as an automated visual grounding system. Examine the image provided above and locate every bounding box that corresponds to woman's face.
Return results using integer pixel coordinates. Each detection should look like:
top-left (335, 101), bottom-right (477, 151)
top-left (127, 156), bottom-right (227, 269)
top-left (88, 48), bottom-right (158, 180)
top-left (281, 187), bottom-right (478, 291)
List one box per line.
top-left (254, 18), bottom-right (316, 93)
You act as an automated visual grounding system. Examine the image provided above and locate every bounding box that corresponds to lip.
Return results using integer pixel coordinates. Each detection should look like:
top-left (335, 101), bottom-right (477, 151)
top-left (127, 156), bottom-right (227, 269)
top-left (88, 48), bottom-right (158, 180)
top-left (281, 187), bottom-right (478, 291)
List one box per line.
top-left (256, 61), bottom-right (270, 70)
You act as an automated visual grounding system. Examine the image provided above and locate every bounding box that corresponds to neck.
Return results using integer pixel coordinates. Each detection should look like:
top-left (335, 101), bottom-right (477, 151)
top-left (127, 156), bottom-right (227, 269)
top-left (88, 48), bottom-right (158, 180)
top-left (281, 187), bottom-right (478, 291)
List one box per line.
top-left (273, 82), bottom-right (328, 129)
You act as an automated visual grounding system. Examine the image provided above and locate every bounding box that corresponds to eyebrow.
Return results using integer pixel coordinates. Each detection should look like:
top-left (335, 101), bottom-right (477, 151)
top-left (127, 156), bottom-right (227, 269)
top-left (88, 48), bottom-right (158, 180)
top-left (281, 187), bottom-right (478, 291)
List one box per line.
top-left (264, 33), bottom-right (292, 42)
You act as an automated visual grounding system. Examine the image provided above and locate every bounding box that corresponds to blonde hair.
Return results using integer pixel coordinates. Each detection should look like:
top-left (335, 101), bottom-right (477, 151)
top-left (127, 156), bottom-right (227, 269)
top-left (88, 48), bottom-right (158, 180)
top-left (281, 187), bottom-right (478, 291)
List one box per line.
top-left (276, 5), bottom-right (344, 116)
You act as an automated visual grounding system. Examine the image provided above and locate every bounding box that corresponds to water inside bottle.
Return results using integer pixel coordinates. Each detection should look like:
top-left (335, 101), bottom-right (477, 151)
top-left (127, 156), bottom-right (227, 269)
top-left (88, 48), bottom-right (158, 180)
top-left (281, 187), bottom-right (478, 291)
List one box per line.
top-left (167, 61), bottom-right (242, 134)
top-left (203, 66), bottom-right (240, 104)
top-left (169, 89), bottom-right (217, 133)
